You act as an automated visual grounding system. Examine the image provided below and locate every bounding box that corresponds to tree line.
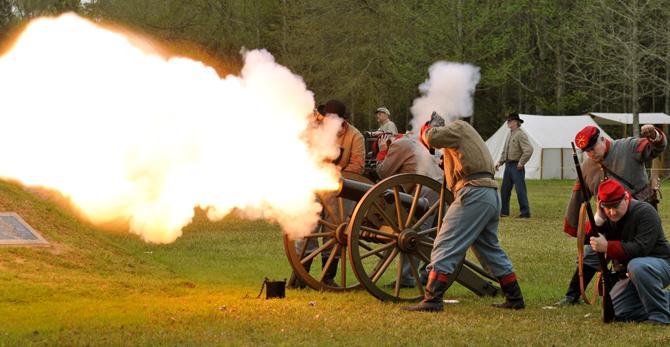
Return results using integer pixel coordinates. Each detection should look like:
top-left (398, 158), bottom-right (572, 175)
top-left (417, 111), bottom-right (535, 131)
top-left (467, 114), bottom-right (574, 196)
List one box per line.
top-left (1, 0), bottom-right (669, 139)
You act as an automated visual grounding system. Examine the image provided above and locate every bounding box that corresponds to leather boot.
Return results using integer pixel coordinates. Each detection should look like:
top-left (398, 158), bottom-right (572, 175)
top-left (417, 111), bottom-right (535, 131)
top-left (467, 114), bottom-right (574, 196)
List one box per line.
top-left (555, 265), bottom-right (597, 305)
top-left (492, 274), bottom-right (525, 310)
top-left (287, 258), bottom-right (312, 289)
top-left (402, 272), bottom-right (448, 312)
top-left (321, 256), bottom-right (339, 287)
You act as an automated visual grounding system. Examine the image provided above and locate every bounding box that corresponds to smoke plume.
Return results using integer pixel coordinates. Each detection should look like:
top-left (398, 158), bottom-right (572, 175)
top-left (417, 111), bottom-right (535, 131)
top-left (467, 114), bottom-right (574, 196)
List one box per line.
top-left (409, 62), bottom-right (481, 132)
top-left (0, 14), bottom-right (341, 243)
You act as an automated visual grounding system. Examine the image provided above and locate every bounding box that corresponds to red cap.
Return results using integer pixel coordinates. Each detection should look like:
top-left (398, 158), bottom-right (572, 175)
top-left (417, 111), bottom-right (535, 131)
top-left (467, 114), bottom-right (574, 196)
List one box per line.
top-left (598, 178), bottom-right (626, 207)
top-left (575, 126), bottom-right (600, 150)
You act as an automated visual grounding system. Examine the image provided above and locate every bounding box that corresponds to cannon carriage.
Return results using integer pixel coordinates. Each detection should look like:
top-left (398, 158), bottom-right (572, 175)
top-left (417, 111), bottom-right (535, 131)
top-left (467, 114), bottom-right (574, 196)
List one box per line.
top-left (283, 171), bottom-right (500, 302)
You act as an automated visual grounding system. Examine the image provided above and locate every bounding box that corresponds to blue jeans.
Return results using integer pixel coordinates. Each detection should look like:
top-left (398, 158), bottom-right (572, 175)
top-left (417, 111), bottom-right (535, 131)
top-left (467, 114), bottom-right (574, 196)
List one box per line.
top-left (426, 186), bottom-right (514, 278)
top-left (611, 257), bottom-right (670, 323)
top-left (500, 161), bottom-right (530, 216)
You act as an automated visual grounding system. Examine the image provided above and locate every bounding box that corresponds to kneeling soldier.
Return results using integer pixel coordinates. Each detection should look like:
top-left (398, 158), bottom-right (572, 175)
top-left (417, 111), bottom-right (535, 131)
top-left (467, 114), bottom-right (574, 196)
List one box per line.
top-left (556, 124), bottom-right (666, 306)
top-left (589, 179), bottom-right (670, 324)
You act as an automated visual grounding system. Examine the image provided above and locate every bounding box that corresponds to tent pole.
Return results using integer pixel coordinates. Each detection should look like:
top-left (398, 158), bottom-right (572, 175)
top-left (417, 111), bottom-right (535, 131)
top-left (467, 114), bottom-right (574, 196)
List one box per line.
top-left (664, 125), bottom-right (669, 172)
top-left (560, 149), bottom-right (564, 180)
top-left (540, 148), bottom-right (544, 179)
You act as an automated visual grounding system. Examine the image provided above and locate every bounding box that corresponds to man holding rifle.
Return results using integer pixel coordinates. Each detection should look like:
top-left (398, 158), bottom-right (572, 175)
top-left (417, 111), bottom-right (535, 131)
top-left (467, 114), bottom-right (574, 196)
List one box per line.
top-left (555, 124), bottom-right (667, 306)
top-left (589, 178), bottom-right (670, 324)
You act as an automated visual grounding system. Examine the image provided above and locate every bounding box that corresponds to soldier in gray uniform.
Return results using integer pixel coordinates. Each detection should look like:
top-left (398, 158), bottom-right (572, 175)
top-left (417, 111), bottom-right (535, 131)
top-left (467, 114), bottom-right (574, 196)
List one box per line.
top-left (555, 124), bottom-right (667, 306)
top-left (404, 119), bottom-right (524, 312)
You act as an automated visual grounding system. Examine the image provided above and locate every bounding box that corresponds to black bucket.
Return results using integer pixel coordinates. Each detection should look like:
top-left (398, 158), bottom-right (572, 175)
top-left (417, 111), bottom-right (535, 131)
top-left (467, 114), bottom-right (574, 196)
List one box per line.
top-left (257, 277), bottom-right (286, 299)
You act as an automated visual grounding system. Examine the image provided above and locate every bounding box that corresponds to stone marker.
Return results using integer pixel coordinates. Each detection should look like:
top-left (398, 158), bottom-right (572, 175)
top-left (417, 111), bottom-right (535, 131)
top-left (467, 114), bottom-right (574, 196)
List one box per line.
top-left (0, 212), bottom-right (49, 246)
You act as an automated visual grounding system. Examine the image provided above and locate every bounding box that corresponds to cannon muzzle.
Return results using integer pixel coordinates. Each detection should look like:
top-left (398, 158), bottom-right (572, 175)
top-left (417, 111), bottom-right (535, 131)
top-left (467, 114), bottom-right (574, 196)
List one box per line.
top-left (337, 177), bottom-right (430, 216)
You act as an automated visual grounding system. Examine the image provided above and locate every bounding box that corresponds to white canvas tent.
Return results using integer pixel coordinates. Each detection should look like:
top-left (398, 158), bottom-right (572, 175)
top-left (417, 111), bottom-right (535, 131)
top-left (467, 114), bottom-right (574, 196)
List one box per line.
top-left (590, 112), bottom-right (670, 125)
top-left (486, 114), bottom-right (611, 180)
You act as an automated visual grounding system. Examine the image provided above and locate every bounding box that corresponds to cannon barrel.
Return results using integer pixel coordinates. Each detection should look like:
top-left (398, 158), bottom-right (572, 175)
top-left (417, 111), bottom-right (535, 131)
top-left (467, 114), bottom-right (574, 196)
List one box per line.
top-left (337, 177), bottom-right (430, 216)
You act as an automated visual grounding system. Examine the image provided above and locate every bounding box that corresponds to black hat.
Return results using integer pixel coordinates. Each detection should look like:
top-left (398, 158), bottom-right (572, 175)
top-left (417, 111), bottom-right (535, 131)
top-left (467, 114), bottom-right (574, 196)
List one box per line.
top-left (323, 100), bottom-right (347, 119)
top-left (506, 113), bottom-right (524, 124)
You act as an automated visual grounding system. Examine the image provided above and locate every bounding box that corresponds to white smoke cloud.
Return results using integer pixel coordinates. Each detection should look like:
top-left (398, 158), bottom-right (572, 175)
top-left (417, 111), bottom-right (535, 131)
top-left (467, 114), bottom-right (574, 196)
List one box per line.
top-left (409, 62), bottom-right (481, 132)
top-left (0, 14), bottom-right (341, 243)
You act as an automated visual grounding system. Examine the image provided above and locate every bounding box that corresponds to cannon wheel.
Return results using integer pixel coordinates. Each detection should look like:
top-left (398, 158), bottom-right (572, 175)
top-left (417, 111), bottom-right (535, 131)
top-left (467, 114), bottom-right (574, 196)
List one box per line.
top-left (283, 172), bottom-right (374, 291)
top-left (348, 173), bottom-right (456, 302)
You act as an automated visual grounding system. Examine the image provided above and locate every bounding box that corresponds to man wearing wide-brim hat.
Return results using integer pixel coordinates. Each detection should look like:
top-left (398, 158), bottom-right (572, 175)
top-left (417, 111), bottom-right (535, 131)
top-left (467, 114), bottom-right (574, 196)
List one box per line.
top-left (495, 113), bottom-right (533, 218)
top-left (293, 99), bottom-right (365, 288)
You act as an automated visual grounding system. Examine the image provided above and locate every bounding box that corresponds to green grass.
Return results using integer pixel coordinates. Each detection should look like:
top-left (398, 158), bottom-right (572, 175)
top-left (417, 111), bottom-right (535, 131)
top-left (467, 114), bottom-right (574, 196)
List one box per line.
top-left (1, 179), bottom-right (669, 346)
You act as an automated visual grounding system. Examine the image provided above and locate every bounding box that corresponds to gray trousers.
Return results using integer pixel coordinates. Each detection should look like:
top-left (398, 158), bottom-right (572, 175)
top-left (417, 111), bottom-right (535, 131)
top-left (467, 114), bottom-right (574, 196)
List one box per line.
top-left (611, 257), bottom-right (670, 324)
top-left (426, 185), bottom-right (514, 279)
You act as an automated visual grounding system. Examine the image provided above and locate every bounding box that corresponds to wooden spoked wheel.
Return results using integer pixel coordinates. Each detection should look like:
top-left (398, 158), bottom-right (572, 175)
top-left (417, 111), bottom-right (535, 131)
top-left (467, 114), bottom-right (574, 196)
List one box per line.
top-left (347, 174), bottom-right (455, 302)
top-left (283, 172), bottom-right (374, 291)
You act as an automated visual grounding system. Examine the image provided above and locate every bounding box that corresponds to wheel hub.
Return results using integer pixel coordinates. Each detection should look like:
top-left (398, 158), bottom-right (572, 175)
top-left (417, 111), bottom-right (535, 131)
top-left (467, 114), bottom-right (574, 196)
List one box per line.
top-left (397, 229), bottom-right (419, 252)
top-left (334, 222), bottom-right (348, 246)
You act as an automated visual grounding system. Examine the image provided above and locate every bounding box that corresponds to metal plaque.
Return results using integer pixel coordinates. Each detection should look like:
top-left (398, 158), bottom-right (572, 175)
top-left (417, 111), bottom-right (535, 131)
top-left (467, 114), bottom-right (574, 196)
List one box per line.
top-left (0, 212), bottom-right (49, 246)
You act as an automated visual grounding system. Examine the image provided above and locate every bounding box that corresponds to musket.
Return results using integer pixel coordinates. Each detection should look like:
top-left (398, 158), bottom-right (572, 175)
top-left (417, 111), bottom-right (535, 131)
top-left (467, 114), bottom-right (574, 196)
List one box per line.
top-left (571, 142), bottom-right (616, 323)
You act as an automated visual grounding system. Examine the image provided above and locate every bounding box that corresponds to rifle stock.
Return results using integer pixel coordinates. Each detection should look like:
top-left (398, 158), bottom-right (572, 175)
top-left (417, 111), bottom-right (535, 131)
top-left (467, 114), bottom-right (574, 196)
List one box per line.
top-left (571, 142), bottom-right (616, 323)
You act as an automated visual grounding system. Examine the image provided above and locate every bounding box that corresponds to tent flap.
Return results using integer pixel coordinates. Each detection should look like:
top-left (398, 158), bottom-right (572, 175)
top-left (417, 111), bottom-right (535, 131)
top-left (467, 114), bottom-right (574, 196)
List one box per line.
top-left (590, 112), bottom-right (670, 125)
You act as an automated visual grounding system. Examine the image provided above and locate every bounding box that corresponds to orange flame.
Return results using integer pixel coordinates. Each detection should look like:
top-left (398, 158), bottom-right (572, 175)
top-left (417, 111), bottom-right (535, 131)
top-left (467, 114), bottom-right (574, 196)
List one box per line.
top-left (0, 14), bottom-right (340, 243)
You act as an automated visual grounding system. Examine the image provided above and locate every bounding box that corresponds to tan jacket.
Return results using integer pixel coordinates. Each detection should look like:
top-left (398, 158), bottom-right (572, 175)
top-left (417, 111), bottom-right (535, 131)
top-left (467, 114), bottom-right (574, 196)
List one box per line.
top-left (425, 120), bottom-right (497, 193)
top-left (336, 123), bottom-right (365, 174)
top-left (497, 128), bottom-right (533, 166)
top-left (379, 120), bottom-right (398, 135)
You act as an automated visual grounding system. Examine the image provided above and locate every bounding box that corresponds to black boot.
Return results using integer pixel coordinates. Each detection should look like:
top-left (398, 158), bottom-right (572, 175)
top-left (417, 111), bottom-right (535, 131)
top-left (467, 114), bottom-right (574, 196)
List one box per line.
top-left (402, 272), bottom-right (448, 312)
top-left (287, 259), bottom-right (312, 289)
top-left (555, 265), bottom-right (597, 306)
top-left (492, 274), bottom-right (525, 310)
top-left (321, 256), bottom-right (339, 287)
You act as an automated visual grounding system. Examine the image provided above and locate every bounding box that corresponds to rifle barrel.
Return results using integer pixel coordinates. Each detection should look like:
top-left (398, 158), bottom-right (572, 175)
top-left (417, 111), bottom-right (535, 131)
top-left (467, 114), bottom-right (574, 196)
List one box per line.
top-left (571, 142), bottom-right (616, 323)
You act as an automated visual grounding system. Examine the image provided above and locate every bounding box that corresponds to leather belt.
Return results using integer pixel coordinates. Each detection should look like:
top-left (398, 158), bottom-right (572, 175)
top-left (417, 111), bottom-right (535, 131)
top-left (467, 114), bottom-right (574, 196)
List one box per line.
top-left (464, 172), bottom-right (494, 181)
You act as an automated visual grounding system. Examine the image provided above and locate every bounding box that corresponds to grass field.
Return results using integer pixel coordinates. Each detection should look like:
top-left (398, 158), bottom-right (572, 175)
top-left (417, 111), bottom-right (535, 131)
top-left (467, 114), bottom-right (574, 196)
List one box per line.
top-left (1, 179), bottom-right (669, 346)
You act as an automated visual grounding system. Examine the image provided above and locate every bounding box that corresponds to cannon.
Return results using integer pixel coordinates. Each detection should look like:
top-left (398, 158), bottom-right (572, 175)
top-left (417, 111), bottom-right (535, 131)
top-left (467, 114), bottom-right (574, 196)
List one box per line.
top-left (283, 172), bottom-right (500, 302)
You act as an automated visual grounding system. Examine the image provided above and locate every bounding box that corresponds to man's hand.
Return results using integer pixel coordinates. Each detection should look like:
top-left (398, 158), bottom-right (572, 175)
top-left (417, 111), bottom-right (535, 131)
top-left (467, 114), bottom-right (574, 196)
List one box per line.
top-left (516, 163), bottom-right (524, 171)
top-left (495, 163), bottom-right (501, 171)
top-left (420, 123), bottom-right (432, 149)
top-left (377, 134), bottom-right (389, 152)
top-left (589, 233), bottom-right (608, 253)
top-left (641, 124), bottom-right (659, 141)
top-left (594, 206), bottom-right (607, 226)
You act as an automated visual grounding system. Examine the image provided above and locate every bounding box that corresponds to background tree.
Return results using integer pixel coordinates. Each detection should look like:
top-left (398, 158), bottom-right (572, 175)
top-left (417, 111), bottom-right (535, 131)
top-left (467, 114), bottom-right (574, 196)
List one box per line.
top-left (564, 0), bottom-right (667, 136)
top-left (1, 0), bottom-right (670, 141)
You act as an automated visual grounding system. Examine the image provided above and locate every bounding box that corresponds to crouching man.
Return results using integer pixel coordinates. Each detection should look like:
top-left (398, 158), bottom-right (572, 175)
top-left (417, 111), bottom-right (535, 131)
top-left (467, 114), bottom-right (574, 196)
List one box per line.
top-left (589, 178), bottom-right (670, 324)
top-left (403, 119), bottom-right (524, 312)
top-left (376, 133), bottom-right (443, 288)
